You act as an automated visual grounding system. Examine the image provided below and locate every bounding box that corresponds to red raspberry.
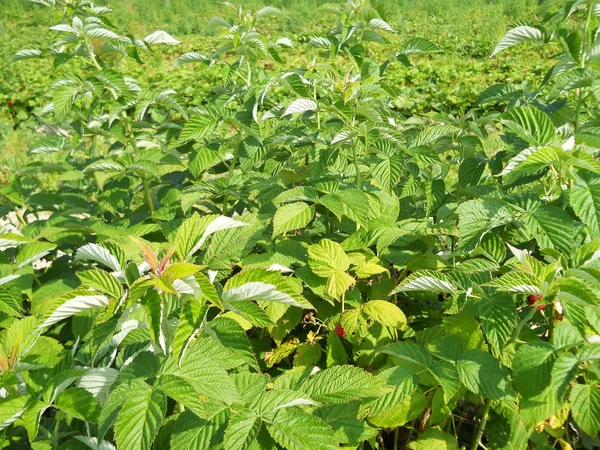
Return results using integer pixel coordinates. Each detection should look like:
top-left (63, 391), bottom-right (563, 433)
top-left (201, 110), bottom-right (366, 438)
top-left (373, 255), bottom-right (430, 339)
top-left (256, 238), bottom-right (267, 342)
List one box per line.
top-left (527, 294), bottom-right (546, 311)
top-left (334, 323), bottom-right (346, 338)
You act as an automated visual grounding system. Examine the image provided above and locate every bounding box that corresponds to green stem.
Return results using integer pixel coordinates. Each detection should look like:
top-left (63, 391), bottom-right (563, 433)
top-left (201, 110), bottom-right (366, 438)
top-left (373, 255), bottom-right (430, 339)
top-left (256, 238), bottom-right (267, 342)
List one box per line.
top-left (143, 178), bottom-right (155, 215)
top-left (84, 40), bottom-right (102, 71)
top-left (575, 89), bottom-right (584, 132)
top-left (469, 399), bottom-right (492, 450)
top-left (507, 306), bottom-right (537, 345)
top-left (352, 144), bottom-right (362, 189)
top-left (393, 427), bottom-right (399, 450)
top-left (575, 1), bottom-right (595, 130)
top-left (222, 144), bottom-right (240, 215)
top-left (582, 1), bottom-right (595, 69)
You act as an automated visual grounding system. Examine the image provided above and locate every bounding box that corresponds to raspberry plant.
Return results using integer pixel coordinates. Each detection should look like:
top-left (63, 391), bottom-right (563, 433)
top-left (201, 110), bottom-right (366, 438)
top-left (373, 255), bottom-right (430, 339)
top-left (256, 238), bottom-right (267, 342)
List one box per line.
top-left (1, 1), bottom-right (600, 449)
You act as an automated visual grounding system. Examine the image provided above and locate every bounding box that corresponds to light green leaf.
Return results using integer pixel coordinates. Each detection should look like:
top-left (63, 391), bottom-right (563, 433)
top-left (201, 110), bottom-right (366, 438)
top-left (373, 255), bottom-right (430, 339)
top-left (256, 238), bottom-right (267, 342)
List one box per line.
top-left (170, 409), bottom-right (228, 450)
top-left (571, 384), bottom-right (600, 436)
top-left (480, 294), bottom-right (516, 353)
top-left (571, 171), bottom-right (600, 235)
top-left (457, 350), bottom-right (514, 400)
top-left (78, 269), bottom-right (124, 299)
top-left (303, 365), bottom-right (391, 404)
top-left (0, 396), bottom-right (28, 430)
top-left (361, 300), bottom-right (407, 329)
top-left (114, 381), bottom-right (166, 450)
top-left (15, 241), bottom-right (56, 269)
top-left (308, 239), bottom-right (350, 278)
top-left (273, 202), bottom-right (313, 238)
top-left (407, 427), bottom-right (458, 450)
top-left (391, 270), bottom-right (456, 294)
top-left (224, 410), bottom-right (261, 450)
top-left (268, 409), bottom-right (338, 450)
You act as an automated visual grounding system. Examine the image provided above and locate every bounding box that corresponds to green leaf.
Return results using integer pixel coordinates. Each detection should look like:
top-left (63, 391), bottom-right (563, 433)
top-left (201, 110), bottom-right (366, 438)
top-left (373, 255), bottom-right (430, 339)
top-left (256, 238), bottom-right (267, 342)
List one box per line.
top-left (502, 105), bottom-right (555, 147)
top-left (571, 384), bottom-right (600, 436)
top-left (457, 350), bottom-right (514, 400)
top-left (267, 409), bottom-right (338, 450)
top-left (15, 241), bottom-right (56, 269)
top-left (513, 342), bottom-right (557, 399)
top-left (485, 271), bottom-right (542, 295)
top-left (325, 270), bottom-right (355, 299)
top-left (479, 294), bottom-right (516, 353)
top-left (283, 99), bottom-right (317, 116)
top-left (40, 290), bottom-right (110, 329)
top-left (204, 317), bottom-right (258, 369)
top-left (224, 410), bottom-right (262, 450)
top-left (456, 199), bottom-right (512, 253)
top-left (154, 374), bottom-right (206, 418)
top-left (361, 300), bottom-right (407, 329)
top-left (379, 342), bottom-right (433, 368)
top-left (391, 270), bottom-right (456, 294)
top-left (303, 365), bottom-right (391, 404)
top-left (167, 346), bottom-right (240, 404)
top-left (54, 387), bottom-right (101, 422)
top-left (308, 239), bottom-right (350, 278)
top-left (222, 269), bottom-right (312, 309)
top-left (273, 202), bottom-right (313, 238)
top-left (114, 381), bottom-right (167, 450)
top-left (0, 396), bottom-right (27, 430)
top-left (492, 25), bottom-right (544, 57)
top-left (571, 171), bottom-right (600, 235)
top-left (372, 154), bottom-right (403, 193)
top-left (78, 269), bottom-right (124, 299)
top-left (315, 403), bottom-right (378, 445)
top-left (171, 409), bottom-right (228, 450)
top-left (326, 331), bottom-right (347, 367)
top-left (407, 427), bottom-right (458, 450)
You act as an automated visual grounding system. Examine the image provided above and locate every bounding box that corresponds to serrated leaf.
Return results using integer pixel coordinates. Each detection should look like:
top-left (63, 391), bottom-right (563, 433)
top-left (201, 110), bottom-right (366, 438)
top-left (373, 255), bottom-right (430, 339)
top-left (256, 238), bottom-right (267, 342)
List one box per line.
top-left (273, 202), bottom-right (313, 238)
top-left (114, 381), bottom-right (166, 450)
top-left (15, 241), bottom-right (56, 269)
top-left (361, 300), bottom-right (407, 329)
top-left (391, 270), bottom-right (456, 294)
top-left (492, 25), bottom-right (544, 57)
top-left (143, 30), bottom-right (180, 46)
top-left (170, 409), bottom-right (228, 450)
top-left (457, 350), bottom-right (513, 400)
top-left (75, 243), bottom-right (121, 272)
top-left (480, 294), bottom-right (516, 353)
top-left (78, 269), bottom-right (124, 299)
top-left (571, 384), bottom-right (600, 436)
top-left (40, 291), bottom-right (109, 329)
top-left (268, 409), bottom-right (338, 450)
top-left (303, 365), bottom-right (391, 404)
top-left (224, 410), bottom-right (261, 450)
top-left (283, 99), bottom-right (317, 116)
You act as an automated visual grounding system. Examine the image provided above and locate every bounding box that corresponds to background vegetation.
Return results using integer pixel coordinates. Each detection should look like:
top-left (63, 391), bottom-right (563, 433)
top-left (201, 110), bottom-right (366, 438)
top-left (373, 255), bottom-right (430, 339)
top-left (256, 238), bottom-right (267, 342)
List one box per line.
top-left (1, 0), bottom-right (557, 170)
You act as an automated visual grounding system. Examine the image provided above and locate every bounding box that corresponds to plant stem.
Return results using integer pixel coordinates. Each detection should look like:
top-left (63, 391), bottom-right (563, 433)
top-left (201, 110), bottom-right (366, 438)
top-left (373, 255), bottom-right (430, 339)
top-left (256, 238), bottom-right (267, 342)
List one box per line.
top-left (84, 40), bottom-right (102, 70)
top-left (575, 0), bottom-right (595, 130)
top-left (507, 306), bottom-right (537, 345)
top-left (222, 143), bottom-right (240, 215)
top-left (143, 178), bottom-right (155, 215)
top-left (469, 399), bottom-right (492, 450)
top-left (393, 428), bottom-right (399, 450)
top-left (352, 144), bottom-right (362, 189)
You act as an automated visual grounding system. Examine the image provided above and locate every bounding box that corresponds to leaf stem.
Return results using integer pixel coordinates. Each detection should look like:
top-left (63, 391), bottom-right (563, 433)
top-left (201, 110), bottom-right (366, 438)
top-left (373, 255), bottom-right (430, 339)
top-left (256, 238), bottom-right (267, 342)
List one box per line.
top-left (222, 144), bottom-right (239, 215)
top-left (469, 398), bottom-right (492, 450)
top-left (84, 39), bottom-right (102, 71)
top-left (507, 306), bottom-right (537, 346)
top-left (143, 178), bottom-right (155, 215)
top-left (352, 144), bottom-right (362, 189)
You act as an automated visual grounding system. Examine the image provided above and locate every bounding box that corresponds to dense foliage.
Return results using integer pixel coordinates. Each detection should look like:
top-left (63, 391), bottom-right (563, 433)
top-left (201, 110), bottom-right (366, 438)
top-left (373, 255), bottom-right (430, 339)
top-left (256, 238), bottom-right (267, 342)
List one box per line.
top-left (1, 0), bottom-right (600, 449)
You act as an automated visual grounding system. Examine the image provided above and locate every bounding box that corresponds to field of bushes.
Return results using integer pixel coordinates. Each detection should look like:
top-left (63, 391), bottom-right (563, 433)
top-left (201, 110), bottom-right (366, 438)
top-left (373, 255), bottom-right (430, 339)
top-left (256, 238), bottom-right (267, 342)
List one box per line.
top-left (2, 0), bottom-right (600, 450)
